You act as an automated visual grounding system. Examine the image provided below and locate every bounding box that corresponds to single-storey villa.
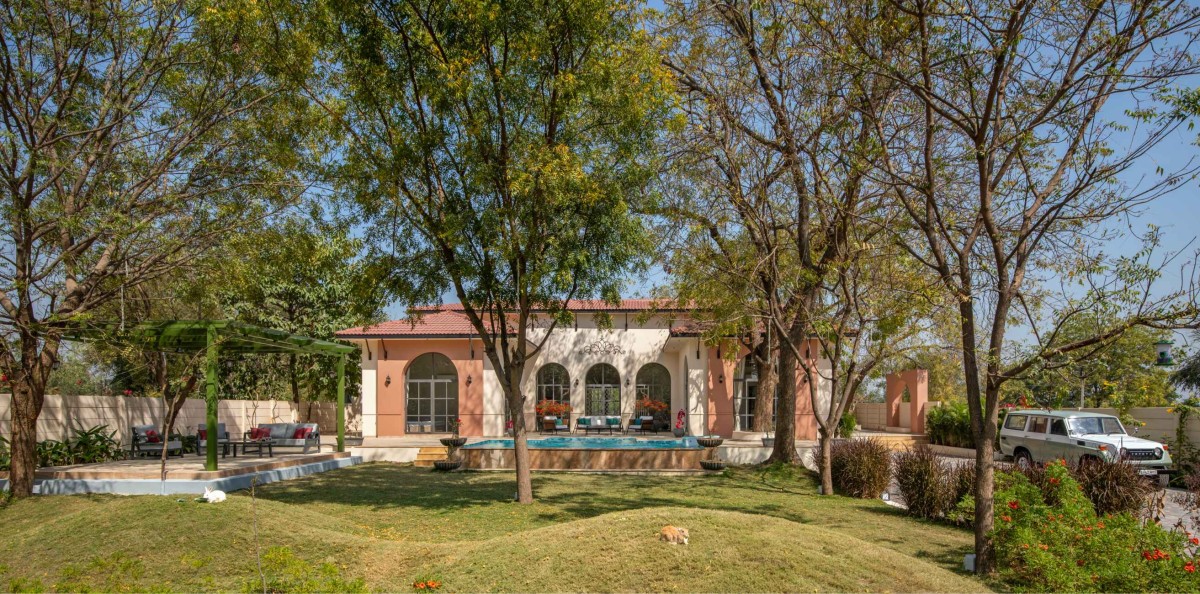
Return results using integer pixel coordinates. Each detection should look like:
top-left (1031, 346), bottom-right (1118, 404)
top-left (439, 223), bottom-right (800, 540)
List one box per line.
top-left (335, 300), bottom-right (832, 439)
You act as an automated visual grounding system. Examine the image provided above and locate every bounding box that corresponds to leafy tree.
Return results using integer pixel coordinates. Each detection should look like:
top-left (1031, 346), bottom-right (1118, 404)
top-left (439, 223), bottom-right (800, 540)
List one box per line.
top-left (1009, 317), bottom-right (1175, 410)
top-left (318, 0), bottom-right (673, 502)
top-left (0, 0), bottom-right (314, 497)
top-left (659, 0), bottom-right (900, 466)
top-left (851, 0), bottom-right (1200, 571)
top-left (216, 215), bottom-right (384, 409)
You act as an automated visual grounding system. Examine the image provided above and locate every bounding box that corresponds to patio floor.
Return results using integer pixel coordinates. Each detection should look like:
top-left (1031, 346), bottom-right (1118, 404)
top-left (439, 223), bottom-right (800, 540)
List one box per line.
top-left (2, 451), bottom-right (361, 495)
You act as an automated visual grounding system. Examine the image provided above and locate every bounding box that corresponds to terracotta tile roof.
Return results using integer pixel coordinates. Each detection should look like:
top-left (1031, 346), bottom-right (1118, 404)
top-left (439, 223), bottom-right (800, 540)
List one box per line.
top-left (409, 299), bottom-right (689, 313)
top-left (337, 299), bottom-right (695, 338)
top-left (336, 311), bottom-right (484, 338)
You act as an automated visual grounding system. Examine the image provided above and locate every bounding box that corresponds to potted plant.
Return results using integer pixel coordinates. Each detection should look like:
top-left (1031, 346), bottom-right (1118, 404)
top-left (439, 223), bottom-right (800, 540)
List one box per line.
top-left (440, 418), bottom-right (467, 448)
top-left (673, 409), bottom-right (687, 437)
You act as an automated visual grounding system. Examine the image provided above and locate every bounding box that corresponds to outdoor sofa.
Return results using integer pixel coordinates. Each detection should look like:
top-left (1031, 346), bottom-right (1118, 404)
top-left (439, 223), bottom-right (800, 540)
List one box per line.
top-left (129, 424), bottom-right (184, 458)
top-left (252, 422), bottom-right (323, 453)
top-left (575, 415), bottom-right (622, 435)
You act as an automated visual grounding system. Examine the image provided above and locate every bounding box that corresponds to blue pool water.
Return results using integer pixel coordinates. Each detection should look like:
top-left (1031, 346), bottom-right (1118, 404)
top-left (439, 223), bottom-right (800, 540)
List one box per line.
top-left (463, 437), bottom-right (702, 450)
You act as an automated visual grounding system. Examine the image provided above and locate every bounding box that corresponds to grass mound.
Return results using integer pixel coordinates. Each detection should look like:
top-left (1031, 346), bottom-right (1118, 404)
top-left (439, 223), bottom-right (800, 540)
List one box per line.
top-left (0, 464), bottom-right (989, 592)
top-left (417, 506), bottom-right (987, 593)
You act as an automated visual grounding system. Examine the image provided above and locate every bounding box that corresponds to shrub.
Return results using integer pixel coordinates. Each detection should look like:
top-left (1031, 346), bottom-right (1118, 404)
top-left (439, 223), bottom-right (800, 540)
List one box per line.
top-left (817, 438), bottom-right (891, 498)
top-left (993, 460), bottom-right (1200, 592)
top-left (0, 436), bottom-right (9, 471)
top-left (68, 425), bottom-right (123, 464)
top-left (895, 445), bottom-right (953, 519)
top-left (949, 461), bottom-right (976, 505)
top-left (837, 411), bottom-right (856, 438)
top-left (243, 547), bottom-right (367, 594)
top-left (35, 439), bottom-right (72, 468)
top-left (1070, 458), bottom-right (1154, 516)
top-left (925, 400), bottom-right (974, 448)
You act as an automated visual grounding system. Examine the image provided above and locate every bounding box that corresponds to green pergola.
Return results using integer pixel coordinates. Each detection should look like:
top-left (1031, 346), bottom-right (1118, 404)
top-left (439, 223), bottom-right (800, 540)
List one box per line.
top-left (65, 320), bottom-right (357, 471)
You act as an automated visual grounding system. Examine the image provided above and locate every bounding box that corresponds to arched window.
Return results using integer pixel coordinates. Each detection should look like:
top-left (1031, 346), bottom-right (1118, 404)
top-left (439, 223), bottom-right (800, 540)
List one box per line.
top-left (406, 353), bottom-right (458, 432)
top-left (536, 363), bottom-right (571, 404)
top-left (734, 355), bottom-right (759, 431)
top-left (635, 363), bottom-right (671, 428)
top-left (585, 363), bottom-right (621, 416)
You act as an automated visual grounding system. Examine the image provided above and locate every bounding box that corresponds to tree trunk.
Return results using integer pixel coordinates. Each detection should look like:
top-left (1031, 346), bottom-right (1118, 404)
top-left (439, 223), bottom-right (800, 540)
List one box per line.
top-left (503, 363), bottom-right (534, 504)
top-left (767, 325), bottom-right (800, 464)
top-left (289, 354), bottom-right (300, 405)
top-left (8, 380), bottom-right (42, 497)
top-left (751, 342), bottom-right (777, 433)
top-left (973, 427), bottom-right (996, 572)
top-left (7, 334), bottom-right (55, 498)
top-left (818, 426), bottom-right (834, 495)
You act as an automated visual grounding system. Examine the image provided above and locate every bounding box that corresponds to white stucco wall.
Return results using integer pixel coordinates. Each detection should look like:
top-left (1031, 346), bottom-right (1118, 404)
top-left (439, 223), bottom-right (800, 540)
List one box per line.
top-left (359, 339), bottom-right (378, 438)
top-left (519, 315), bottom-right (685, 428)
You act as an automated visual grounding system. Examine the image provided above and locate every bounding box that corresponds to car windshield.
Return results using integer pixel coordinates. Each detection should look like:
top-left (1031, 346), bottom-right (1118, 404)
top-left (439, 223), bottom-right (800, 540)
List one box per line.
top-left (1069, 417), bottom-right (1126, 436)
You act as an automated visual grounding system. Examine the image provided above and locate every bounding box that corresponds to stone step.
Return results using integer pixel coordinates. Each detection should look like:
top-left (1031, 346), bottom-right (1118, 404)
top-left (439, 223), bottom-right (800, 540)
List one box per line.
top-left (413, 446), bottom-right (450, 467)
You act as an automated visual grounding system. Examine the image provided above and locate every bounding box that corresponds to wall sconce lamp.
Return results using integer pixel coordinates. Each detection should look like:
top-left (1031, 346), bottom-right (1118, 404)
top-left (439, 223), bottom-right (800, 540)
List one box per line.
top-left (718, 374), bottom-right (724, 384)
top-left (466, 374), bottom-right (473, 386)
top-left (384, 374), bottom-right (391, 387)
top-left (625, 378), bottom-right (631, 387)
top-left (573, 378), bottom-right (580, 388)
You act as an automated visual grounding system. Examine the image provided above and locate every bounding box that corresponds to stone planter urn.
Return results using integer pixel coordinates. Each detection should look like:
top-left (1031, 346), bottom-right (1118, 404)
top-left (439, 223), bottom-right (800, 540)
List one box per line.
top-left (761, 436), bottom-right (775, 447)
top-left (440, 436), bottom-right (468, 448)
top-left (433, 460), bottom-right (462, 471)
top-left (696, 436), bottom-right (724, 449)
top-left (700, 459), bottom-right (727, 471)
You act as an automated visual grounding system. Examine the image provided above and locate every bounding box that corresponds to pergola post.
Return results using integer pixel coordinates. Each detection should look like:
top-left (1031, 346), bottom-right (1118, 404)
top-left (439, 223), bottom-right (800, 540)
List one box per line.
top-left (205, 324), bottom-right (220, 471)
top-left (336, 354), bottom-right (346, 453)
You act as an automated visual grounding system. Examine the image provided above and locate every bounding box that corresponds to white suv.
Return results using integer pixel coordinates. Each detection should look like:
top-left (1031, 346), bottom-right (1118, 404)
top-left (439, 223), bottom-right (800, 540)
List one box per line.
top-left (998, 410), bottom-right (1172, 485)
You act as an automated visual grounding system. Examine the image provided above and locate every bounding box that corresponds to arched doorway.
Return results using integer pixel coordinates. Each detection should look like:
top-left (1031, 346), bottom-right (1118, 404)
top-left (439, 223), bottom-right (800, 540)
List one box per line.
top-left (635, 363), bottom-right (671, 429)
top-left (585, 363), bottom-right (621, 416)
top-left (406, 353), bottom-right (458, 432)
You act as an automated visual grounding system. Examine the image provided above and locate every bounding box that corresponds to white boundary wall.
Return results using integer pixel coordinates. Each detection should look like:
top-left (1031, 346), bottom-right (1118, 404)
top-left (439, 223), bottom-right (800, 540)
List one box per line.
top-left (0, 394), bottom-right (360, 445)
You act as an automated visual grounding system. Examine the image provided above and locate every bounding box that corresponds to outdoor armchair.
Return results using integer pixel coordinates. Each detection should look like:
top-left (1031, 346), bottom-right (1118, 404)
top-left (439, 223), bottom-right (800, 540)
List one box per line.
top-left (129, 424), bottom-right (184, 458)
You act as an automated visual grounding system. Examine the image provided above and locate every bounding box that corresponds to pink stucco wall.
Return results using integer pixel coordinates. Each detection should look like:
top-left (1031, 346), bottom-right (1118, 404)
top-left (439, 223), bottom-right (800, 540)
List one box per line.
top-left (376, 339), bottom-right (483, 437)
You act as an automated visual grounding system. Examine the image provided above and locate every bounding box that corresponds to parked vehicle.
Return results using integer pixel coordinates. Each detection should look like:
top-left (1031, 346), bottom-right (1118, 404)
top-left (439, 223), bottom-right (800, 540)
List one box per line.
top-left (998, 410), bottom-right (1172, 485)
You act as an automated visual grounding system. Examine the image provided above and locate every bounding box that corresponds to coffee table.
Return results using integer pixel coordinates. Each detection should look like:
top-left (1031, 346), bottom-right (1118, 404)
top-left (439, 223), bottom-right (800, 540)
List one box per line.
top-left (241, 438), bottom-right (274, 457)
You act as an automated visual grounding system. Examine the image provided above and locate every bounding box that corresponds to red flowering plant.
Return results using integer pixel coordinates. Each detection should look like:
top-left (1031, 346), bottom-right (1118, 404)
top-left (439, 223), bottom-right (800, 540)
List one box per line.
top-left (411, 578), bottom-right (443, 591)
top-left (448, 417), bottom-right (463, 437)
top-left (993, 460), bottom-right (1200, 592)
top-left (675, 409), bottom-right (686, 429)
top-left (535, 399), bottom-right (571, 417)
top-left (636, 396), bottom-right (667, 414)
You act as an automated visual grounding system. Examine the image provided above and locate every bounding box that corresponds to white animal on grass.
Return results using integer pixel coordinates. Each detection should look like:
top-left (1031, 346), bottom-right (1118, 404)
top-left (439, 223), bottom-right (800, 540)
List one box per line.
top-left (202, 486), bottom-right (227, 503)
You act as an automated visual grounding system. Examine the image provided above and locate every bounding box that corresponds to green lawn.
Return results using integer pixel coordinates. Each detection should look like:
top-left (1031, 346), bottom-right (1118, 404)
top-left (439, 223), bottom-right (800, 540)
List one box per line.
top-left (0, 463), bottom-right (990, 592)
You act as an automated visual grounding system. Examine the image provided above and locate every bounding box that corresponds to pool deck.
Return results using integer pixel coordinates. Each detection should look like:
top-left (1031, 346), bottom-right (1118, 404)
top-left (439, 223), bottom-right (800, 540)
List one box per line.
top-left (0, 451), bottom-right (362, 495)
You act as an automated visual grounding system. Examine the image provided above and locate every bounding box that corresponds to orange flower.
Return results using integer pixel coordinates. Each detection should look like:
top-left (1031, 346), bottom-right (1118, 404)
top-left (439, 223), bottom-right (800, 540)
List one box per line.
top-left (1191, 537), bottom-right (1199, 546)
top-left (1186, 562), bottom-right (1196, 573)
top-left (1008, 501), bottom-right (1020, 510)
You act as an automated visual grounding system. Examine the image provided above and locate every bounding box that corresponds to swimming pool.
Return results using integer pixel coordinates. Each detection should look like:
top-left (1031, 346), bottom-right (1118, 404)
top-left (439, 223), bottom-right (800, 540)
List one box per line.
top-left (459, 436), bottom-right (708, 470)
top-left (463, 437), bottom-right (701, 450)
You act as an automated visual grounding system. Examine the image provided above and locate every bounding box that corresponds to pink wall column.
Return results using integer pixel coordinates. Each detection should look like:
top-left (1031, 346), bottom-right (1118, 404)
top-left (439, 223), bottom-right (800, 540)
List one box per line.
top-left (375, 339), bottom-right (482, 437)
top-left (905, 369), bottom-right (929, 434)
top-left (706, 344), bottom-right (738, 437)
top-left (884, 369), bottom-right (929, 434)
top-left (793, 339), bottom-right (820, 441)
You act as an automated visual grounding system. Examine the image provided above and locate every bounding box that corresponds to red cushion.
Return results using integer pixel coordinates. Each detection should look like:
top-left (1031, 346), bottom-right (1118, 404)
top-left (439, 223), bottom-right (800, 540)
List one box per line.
top-left (250, 427), bottom-right (269, 441)
top-left (197, 429), bottom-right (207, 440)
top-left (145, 429), bottom-right (161, 443)
top-left (292, 427), bottom-right (313, 439)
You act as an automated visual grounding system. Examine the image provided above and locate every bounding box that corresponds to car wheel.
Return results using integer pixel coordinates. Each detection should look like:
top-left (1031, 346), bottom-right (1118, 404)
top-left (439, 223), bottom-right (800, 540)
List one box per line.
top-left (1014, 449), bottom-right (1033, 469)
